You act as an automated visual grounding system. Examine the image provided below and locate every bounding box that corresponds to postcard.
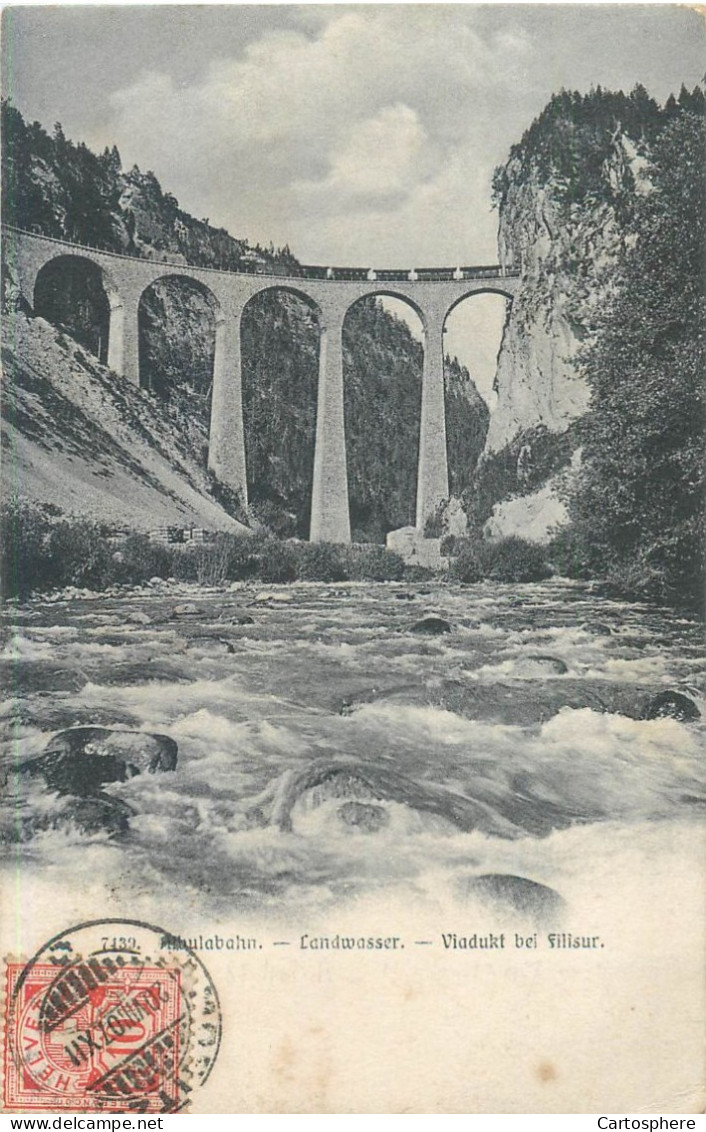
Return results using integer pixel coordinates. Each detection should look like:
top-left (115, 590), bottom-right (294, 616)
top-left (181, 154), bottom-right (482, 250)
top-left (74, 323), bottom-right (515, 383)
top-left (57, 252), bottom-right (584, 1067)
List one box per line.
top-left (1, 3), bottom-right (704, 1115)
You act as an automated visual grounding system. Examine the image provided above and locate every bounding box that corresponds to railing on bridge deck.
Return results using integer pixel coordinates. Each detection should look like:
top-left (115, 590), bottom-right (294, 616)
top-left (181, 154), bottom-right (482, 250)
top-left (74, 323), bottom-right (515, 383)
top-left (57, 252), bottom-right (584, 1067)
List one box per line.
top-left (2, 224), bottom-right (521, 284)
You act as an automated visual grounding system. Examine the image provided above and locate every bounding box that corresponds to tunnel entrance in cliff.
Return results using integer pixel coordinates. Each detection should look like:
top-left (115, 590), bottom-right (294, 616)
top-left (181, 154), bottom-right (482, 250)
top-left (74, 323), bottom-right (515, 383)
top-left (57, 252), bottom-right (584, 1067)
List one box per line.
top-left (137, 276), bottom-right (217, 413)
top-left (241, 288), bottom-right (319, 540)
top-left (33, 255), bottom-right (110, 364)
top-left (441, 293), bottom-right (507, 517)
top-left (343, 296), bottom-right (423, 543)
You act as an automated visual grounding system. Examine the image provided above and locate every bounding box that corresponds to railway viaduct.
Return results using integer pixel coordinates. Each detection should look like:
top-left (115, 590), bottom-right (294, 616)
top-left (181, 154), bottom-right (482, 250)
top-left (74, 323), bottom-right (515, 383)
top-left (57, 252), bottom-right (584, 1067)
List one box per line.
top-left (3, 225), bottom-right (519, 543)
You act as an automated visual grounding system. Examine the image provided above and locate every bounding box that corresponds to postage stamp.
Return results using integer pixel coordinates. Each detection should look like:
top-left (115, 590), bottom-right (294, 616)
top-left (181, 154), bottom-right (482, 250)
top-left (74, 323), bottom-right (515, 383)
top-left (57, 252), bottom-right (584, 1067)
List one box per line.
top-left (2, 920), bottom-right (222, 1113)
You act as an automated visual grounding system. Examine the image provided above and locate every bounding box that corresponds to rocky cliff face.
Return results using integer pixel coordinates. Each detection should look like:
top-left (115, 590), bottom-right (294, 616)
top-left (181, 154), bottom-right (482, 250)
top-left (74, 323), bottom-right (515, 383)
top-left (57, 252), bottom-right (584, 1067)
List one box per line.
top-left (488, 126), bottom-right (650, 455)
top-left (471, 88), bottom-right (662, 540)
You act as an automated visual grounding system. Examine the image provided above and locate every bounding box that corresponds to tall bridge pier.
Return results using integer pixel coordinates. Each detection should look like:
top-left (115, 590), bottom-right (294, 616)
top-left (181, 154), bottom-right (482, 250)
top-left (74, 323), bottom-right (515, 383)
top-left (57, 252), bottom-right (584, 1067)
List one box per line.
top-left (3, 226), bottom-right (518, 543)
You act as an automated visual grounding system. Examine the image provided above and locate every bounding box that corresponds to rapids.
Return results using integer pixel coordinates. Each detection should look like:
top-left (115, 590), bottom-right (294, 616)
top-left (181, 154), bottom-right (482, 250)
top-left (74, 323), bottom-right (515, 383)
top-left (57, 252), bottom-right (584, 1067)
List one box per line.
top-left (1, 577), bottom-right (703, 930)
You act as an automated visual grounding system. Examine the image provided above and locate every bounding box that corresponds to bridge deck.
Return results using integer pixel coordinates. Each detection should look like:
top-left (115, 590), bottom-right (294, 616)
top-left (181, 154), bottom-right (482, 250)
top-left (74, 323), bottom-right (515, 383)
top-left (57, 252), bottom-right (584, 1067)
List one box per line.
top-left (1, 224), bottom-right (518, 286)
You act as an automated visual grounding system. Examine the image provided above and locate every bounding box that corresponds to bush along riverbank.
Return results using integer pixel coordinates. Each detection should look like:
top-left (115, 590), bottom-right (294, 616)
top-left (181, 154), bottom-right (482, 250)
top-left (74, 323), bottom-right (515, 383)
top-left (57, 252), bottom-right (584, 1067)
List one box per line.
top-left (0, 502), bottom-right (408, 600)
top-left (1, 502), bottom-right (564, 600)
top-left (3, 502), bottom-right (700, 611)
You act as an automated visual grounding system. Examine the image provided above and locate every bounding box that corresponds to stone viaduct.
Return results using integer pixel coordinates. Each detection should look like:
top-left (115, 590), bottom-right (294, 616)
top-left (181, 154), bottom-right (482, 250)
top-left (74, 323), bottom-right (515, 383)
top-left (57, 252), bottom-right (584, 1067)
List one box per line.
top-left (3, 225), bottom-right (519, 543)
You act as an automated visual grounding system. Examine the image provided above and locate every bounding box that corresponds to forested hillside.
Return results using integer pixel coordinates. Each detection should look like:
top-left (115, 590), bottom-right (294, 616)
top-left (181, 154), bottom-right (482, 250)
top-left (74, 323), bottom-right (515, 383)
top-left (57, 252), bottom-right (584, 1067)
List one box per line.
top-left (566, 96), bottom-right (705, 607)
top-left (1, 103), bottom-right (488, 539)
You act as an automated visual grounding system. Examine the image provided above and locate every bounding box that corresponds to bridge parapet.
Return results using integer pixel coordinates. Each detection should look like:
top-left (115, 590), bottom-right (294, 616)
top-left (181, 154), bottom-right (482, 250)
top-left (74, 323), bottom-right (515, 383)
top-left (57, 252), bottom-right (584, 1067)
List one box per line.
top-left (2, 225), bottom-right (519, 288)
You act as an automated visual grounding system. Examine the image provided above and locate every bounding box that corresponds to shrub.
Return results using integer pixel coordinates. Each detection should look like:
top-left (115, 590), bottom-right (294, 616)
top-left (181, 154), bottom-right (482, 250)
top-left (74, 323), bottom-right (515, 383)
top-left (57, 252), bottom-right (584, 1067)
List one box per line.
top-left (47, 519), bottom-right (115, 590)
top-left (350, 524), bottom-right (389, 545)
top-left (546, 524), bottom-right (603, 580)
top-left (296, 542), bottom-right (349, 582)
top-left (423, 502), bottom-right (446, 538)
top-left (403, 565), bottom-right (434, 583)
top-left (0, 501), bottom-right (54, 599)
top-left (481, 537), bottom-right (552, 583)
top-left (169, 546), bottom-right (199, 582)
top-left (114, 534), bottom-right (172, 585)
top-left (440, 534), bottom-right (460, 556)
top-left (249, 499), bottom-right (298, 540)
top-left (450, 541), bottom-right (485, 583)
top-left (450, 536), bottom-right (551, 584)
top-left (257, 538), bottom-right (298, 583)
top-left (193, 541), bottom-right (234, 586)
top-left (347, 544), bottom-right (405, 581)
top-left (215, 532), bottom-right (261, 580)
top-left (168, 532), bottom-right (261, 585)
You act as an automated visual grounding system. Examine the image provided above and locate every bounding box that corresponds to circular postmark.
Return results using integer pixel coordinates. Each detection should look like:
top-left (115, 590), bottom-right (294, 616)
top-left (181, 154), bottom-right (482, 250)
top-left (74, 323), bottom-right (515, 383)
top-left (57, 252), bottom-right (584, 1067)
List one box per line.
top-left (3, 919), bottom-right (222, 1113)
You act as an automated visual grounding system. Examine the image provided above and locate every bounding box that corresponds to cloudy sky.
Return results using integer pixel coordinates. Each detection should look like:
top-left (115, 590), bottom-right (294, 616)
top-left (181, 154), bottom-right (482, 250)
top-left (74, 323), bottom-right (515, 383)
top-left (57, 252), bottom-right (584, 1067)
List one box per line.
top-left (3, 4), bottom-right (704, 395)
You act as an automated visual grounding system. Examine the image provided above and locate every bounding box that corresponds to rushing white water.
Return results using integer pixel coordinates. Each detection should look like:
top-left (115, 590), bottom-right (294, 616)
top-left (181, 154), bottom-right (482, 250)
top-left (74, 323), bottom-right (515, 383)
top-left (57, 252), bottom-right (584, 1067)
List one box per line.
top-left (2, 578), bottom-right (704, 1111)
top-left (1, 578), bottom-right (703, 926)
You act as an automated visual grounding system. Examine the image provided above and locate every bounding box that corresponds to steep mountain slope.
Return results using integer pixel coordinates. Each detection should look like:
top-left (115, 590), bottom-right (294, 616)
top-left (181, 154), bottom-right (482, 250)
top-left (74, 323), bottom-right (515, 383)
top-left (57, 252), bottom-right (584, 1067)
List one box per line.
top-left (2, 312), bottom-right (243, 532)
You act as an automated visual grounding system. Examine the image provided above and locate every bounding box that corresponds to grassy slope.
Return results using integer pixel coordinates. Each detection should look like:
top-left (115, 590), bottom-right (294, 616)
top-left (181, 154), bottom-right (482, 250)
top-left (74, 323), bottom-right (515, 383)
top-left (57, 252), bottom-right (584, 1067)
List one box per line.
top-left (2, 312), bottom-right (246, 533)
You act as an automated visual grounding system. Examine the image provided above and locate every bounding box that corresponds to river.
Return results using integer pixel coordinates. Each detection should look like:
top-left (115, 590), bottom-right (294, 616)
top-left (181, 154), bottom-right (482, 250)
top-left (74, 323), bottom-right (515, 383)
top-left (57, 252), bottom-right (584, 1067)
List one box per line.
top-left (2, 576), bottom-right (703, 921)
top-left (2, 577), bottom-right (704, 1110)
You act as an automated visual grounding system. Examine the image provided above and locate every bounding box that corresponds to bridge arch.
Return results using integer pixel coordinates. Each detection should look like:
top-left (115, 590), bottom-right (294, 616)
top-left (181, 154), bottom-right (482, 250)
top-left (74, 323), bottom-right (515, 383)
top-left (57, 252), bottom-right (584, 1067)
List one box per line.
top-left (239, 286), bottom-right (322, 536)
top-left (443, 284), bottom-right (515, 324)
top-left (341, 289), bottom-right (427, 334)
top-left (137, 273), bottom-right (221, 398)
top-left (6, 229), bottom-right (520, 543)
top-left (33, 253), bottom-right (122, 365)
top-left (137, 272), bottom-right (224, 322)
top-left (342, 294), bottom-right (424, 540)
top-left (242, 282), bottom-right (324, 326)
top-left (441, 291), bottom-right (510, 503)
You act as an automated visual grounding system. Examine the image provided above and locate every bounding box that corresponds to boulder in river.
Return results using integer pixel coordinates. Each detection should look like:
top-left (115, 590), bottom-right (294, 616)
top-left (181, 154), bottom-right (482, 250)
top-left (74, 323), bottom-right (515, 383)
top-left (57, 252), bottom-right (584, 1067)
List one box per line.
top-left (509, 654), bottom-right (568, 677)
top-left (339, 676), bottom-right (698, 733)
top-left (9, 705), bottom-right (142, 733)
top-left (18, 727), bottom-right (178, 795)
top-left (5, 792), bottom-right (136, 842)
top-left (172, 602), bottom-right (200, 617)
top-left (127, 611), bottom-right (152, 626)
top-left (250, 759), bottom-right (519, 839)
top-left (640, 690), bottom-right (700, 722)
top-left (409, 616), bottom-right (452, 635)
top-left (579, 621), bottom-right (614, 636)
top-left (457, 873), bottom-right (565, 923)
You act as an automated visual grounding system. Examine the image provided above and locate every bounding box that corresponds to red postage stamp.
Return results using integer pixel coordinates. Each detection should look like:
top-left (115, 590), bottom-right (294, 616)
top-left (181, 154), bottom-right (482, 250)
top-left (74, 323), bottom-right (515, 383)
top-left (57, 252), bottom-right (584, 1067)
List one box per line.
top-left (3, 959), bottom-right (181, 1112)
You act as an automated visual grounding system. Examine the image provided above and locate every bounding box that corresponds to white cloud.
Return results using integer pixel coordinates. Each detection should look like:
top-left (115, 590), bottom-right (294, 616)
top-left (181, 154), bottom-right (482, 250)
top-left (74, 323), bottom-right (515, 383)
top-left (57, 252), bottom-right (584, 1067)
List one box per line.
top-left (294, 103), bottom-right (432, 205)
top-left (104, 7), bottom-right (535, 264)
